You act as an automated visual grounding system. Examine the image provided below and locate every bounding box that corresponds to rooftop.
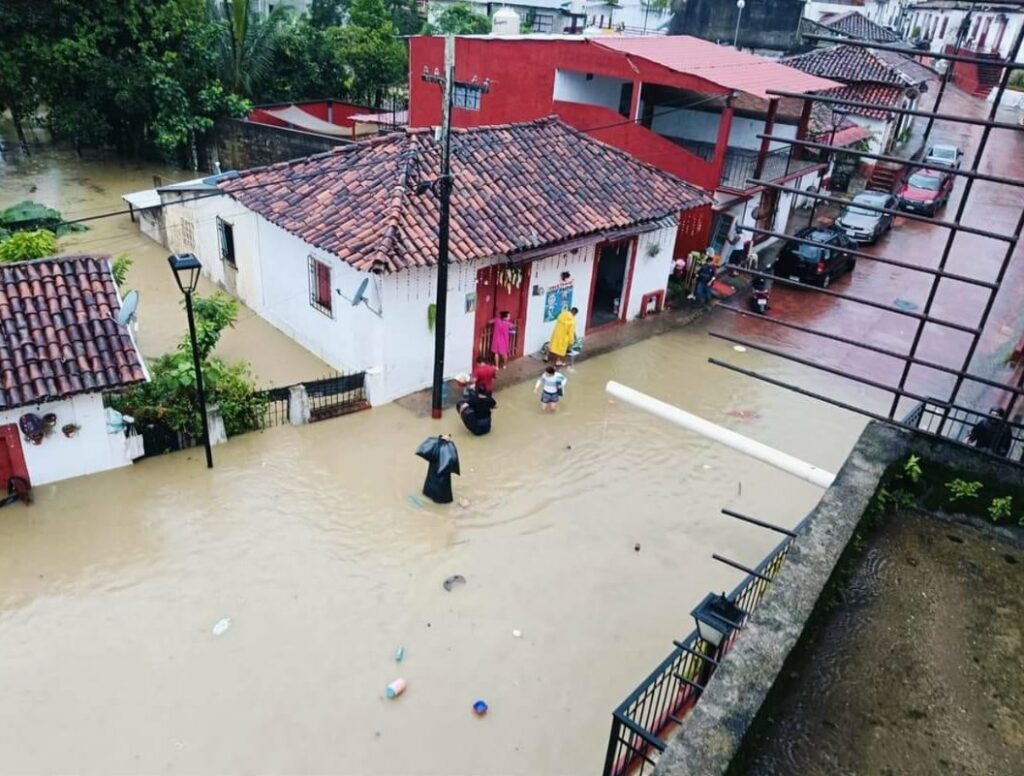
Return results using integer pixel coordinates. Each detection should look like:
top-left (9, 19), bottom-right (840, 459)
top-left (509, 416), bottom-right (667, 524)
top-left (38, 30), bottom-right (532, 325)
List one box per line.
top-left (218, 116), bottom-right (711, 273)
top-left (819, 82), bottom-right (908, 120)
top-left (818, 10), bottom-right (903, 43)
top-left (0, 255), bottom-right (147, 410)
top-left (590, 36), bottom-right (840, 100)
top-left (783, 43), bottom-right (936, 88)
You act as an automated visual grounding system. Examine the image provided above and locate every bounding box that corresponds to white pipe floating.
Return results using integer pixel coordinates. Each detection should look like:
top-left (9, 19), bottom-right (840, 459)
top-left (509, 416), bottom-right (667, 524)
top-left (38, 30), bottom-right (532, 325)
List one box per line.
top-left (605, 381), bottom-right (836, 489)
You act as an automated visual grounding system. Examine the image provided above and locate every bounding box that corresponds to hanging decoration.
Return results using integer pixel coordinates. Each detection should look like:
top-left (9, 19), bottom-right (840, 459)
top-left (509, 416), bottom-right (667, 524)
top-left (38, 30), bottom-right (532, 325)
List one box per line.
top-left (496, 265), bottom-right (523, 294)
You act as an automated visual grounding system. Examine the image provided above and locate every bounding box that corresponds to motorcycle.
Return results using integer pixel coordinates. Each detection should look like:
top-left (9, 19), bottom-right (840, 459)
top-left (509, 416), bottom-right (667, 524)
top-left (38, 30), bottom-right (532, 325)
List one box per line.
top-left (749, 276), bottom-right (770, 314)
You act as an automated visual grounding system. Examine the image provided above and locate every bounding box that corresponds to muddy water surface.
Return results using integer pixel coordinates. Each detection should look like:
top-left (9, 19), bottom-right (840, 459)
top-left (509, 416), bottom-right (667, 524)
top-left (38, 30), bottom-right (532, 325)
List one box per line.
top-left (0, 143), bottom-right (329, 385)
top-left (2, 140), bottom-right (871, 775)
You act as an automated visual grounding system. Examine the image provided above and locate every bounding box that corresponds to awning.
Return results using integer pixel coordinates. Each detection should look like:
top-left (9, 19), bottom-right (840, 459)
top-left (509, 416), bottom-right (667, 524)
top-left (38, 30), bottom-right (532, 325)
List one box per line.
top-left (347, 109), bottom-right (409, 126)
top-left (812, 125), bottom-right (872, 148)
top-left (259, 106), bottom-right (351, 137)
top-left (122, 189), bottom-right (161, 210)
top-left (506, 216), bottom-right (678, 265)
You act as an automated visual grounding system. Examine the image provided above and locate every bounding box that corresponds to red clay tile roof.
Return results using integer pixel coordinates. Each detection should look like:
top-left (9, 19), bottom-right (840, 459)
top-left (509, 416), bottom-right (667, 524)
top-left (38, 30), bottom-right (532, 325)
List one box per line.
top-left (818, 11), bottom-right (902, 43)
top-left (782, 44), bottom-right (934, 88)
top-left (0, 255), bottom-right (147, 411)
top-left (592, 36), bottom-right (840, 100)
top-left (219, 117), bottom-right (712, 273)
top-left (819, 83), bottom-right (907, 120)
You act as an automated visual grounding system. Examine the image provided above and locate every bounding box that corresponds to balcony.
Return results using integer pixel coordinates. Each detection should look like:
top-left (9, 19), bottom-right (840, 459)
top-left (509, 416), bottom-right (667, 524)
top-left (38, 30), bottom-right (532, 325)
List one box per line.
top-left (669, 139), bottom-right (821, 191)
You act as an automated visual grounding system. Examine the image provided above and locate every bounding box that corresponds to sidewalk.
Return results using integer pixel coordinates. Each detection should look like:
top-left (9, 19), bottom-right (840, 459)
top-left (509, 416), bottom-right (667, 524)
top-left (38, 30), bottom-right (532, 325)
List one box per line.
top-left (394, 277), bottom-right (748, 416)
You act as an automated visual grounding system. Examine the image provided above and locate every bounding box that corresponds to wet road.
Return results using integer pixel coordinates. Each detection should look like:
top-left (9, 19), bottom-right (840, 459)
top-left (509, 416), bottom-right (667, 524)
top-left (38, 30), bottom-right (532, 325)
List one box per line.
top-left (0, 144), bottom-right (330, 386)
top-left (719, 86), bottom-right (1024, 419)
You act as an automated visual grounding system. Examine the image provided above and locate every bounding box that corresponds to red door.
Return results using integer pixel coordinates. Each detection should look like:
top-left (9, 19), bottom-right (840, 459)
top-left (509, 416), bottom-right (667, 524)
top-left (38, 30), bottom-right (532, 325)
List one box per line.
top-left (472, 263), bottom-right (532, 361)
top-left (0, 424), bottom-right (29, 488)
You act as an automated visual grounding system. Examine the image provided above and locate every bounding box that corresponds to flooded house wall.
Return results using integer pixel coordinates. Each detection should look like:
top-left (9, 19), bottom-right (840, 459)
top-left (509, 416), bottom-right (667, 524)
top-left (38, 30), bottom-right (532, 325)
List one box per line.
top-left (1, 394), bottom-right (132, 486)
top-left (624, 227), bottom-right (677, 319)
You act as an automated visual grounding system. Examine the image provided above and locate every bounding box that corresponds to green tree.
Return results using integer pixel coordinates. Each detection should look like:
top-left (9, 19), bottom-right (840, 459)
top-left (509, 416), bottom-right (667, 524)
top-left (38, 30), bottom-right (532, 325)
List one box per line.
top-left (337, 0), bottom-right (407, 106)
top-left (0, 230), bottom-right (57, 262)
top-left (115, 293), bottom-right (267, 438)
top-left (309, 0), bottom-right (348, 27)
top-left (424, 2), bottom-right (491, 34)
top-left (260, 16), bottom-right (353, 101)
top-left (0, 1), bottom-right (48, 154)
top-left (211, 0), bottom-right (291, 99)
top-left (387, 0), bottom-right (424, 35)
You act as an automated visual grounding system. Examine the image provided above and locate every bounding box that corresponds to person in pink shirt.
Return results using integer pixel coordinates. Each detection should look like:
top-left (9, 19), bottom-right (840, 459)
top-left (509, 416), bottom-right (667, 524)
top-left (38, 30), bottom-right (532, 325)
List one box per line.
top-left (490, 310), bottom-right (513, 369)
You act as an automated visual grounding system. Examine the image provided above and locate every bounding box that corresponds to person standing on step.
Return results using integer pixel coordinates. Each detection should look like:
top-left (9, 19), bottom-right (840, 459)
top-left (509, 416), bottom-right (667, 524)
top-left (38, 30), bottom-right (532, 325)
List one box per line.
top-left (490, 310), bottom-right (513, 369)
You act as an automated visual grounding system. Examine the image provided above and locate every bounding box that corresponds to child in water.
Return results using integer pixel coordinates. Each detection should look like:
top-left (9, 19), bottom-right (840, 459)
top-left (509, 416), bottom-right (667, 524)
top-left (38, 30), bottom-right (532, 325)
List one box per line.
top-left (534, 366), bottom-right (567, 413)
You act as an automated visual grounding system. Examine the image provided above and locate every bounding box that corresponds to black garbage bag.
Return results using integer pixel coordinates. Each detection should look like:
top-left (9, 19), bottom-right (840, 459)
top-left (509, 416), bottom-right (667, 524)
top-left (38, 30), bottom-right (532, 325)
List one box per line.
top-left (415, 435), bottom-right (461, 504)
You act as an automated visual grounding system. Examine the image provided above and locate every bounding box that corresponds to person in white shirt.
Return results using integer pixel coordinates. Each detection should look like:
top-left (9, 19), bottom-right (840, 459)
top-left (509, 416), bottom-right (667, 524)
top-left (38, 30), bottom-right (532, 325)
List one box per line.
top-left (534, 366), bottom-right (567, 413)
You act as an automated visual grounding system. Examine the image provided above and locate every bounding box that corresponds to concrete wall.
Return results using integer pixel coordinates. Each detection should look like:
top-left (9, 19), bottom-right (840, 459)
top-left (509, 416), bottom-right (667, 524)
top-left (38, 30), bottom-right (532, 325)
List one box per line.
top-left (215, 119), bottom-right (349, 172)
top-left (669, 0), bottom-right (804, 51)
top-left (652, 421), bottom-right (1024, 775)
top-left (1, 394), bottom-right (133, 486)
top-left (553, 70), bottom-right (629, 113)
top-left (650, 109), bottom-right (797, 151)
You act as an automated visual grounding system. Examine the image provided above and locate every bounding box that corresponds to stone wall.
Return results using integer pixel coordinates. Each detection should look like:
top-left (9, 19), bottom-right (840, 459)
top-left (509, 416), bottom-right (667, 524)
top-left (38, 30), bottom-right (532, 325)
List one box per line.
top-left (653, 421), bottom-right (1024, 775)
top-left (216, 119), bottom-right (351, 171)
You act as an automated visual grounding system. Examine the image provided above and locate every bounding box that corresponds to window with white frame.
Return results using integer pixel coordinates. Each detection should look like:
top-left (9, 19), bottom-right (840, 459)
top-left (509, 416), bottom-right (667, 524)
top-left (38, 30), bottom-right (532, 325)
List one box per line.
top-left (308, 256), bottom-right (333, 317)
top-left (532, 12), bottom-right (554, 32)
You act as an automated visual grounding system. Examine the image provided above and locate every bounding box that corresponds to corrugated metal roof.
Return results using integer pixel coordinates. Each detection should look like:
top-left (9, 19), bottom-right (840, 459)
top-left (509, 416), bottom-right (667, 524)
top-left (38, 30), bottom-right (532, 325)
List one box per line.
top-left (591, 36), bottom-right (841, 100)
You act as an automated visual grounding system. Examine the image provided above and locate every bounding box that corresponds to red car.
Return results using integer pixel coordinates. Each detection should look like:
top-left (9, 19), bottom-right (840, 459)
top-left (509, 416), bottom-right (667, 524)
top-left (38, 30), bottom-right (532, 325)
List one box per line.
top-left (897, 168), bottom-right (953, 216)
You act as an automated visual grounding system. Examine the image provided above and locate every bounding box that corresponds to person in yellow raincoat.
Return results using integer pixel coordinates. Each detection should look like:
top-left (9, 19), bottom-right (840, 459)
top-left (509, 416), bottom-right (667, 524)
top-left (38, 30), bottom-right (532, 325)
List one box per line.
top-left (547, 306), bottom-right (577, 366)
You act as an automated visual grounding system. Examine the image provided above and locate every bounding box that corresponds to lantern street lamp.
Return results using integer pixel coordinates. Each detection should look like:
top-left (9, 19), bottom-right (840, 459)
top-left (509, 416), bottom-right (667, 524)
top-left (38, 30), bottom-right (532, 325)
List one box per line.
top-left (691, 591), bottom-right (745, 649)
top-left (734, 0), bottom-right (746, 48)
top-left (167, 253), bottom-right (213, 469)
top-left (809, 106), bottom-right (850, 225)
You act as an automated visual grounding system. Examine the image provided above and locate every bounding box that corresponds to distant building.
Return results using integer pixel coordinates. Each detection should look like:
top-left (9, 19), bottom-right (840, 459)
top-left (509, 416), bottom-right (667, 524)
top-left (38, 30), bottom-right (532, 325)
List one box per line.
top-left (0, 256), bottom-right (147, 487)
top-left (667, 0), bottom-right (806, 51)
top-left (802, 0), bottom-right (906, 31)
top-left (801, 9), bottom-right (905, 43)
top-left (782, 43), bottom-right (936, 158)
top-left (148, 119), bottom-right (709, 404)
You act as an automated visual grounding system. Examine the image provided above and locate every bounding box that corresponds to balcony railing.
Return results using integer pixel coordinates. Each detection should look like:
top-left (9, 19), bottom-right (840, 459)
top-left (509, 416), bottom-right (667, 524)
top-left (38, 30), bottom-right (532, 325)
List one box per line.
top-left (668, 139), bottom-right (820, 190)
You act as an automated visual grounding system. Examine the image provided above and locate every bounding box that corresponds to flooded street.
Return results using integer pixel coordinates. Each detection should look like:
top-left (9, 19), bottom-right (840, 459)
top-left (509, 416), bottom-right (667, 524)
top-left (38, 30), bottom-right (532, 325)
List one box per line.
top-left (0, 306), bottom-right (868, 774)
top-left (0, 142), bottom-right (329, 386)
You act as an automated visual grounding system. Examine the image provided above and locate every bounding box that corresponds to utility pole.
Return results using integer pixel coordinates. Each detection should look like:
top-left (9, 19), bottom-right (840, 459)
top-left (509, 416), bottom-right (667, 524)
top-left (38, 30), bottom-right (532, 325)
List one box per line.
top-left (429, 36), bottom-right (455, 420)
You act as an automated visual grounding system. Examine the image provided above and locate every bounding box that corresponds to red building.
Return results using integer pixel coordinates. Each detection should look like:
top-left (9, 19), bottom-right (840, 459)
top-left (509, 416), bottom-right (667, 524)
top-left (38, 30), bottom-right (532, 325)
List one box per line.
top-left (409, 35), bottom-right (840, 259)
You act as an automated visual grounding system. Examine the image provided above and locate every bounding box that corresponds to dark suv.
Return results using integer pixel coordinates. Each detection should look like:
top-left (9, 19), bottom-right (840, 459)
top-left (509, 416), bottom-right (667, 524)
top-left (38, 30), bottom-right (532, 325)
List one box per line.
top-left (774, 226), bottom-right (857, 288)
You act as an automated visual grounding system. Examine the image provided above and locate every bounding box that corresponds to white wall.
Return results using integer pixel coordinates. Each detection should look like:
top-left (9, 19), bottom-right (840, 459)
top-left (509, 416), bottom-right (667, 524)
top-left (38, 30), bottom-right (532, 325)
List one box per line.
top-left (553, 70), bottom-right (629, 112)
top-left (0, 394), bottom-right (133, 486)
top-left (650, 109), bottom-right (797, 151)
top-left (585, 0), bottom-right (671, 32)
top-left (623, 227), bottom-right (677, 319)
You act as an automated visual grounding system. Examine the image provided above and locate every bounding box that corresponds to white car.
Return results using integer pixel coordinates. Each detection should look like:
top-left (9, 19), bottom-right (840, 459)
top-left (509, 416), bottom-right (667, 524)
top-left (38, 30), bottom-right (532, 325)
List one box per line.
top-left (924, 144), bottom-right (962, 169)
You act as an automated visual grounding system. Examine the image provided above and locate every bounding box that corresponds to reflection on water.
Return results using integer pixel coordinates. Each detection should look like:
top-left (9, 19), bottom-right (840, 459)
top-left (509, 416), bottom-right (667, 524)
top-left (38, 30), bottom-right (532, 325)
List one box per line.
top-left (1, 137), bottom-right (872, 775)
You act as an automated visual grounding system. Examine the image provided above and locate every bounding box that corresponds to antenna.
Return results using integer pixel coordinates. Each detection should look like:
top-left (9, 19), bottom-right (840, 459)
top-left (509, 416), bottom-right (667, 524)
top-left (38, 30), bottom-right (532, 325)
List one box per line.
top-left (116, 290), bottom-right (140, 326)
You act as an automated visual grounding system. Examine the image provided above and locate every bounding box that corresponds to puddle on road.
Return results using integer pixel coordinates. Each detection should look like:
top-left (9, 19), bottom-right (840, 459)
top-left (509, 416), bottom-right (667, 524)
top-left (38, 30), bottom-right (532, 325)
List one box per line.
top-left (1, 138), bottom-right (872, 774)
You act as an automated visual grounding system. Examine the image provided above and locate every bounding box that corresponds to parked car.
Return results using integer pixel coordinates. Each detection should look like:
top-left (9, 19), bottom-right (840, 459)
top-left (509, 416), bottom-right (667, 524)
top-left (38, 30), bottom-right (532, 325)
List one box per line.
top-left (775, 227), bottom-right (857, 288)
top-left (837, 191), bottom-right (895, 244)
top-left (897, 168), bottom-right (953, 216)
top-left (923, 144), bottom-right (962, 169)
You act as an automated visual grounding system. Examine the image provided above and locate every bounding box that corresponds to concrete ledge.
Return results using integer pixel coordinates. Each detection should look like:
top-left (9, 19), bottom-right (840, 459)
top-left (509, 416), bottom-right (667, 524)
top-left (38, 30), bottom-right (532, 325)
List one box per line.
top-left (653, 421), bottom-right (1024, 775)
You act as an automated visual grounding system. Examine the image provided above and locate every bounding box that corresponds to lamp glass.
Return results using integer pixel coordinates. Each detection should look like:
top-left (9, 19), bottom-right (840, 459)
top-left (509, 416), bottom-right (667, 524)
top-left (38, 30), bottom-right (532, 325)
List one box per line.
top-left (167, 253), bottom-right (203, 294)
top-left (695, 619), bottom-right (725, 647)
top-left (736, 0), bottom-right (745, 7)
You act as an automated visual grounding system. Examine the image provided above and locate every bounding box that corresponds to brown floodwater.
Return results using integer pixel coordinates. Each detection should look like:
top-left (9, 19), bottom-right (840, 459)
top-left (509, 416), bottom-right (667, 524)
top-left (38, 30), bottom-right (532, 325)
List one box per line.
top-left (0, 140), bottom-right (329, 386)
top-left (0, 139), bottom-right (872, 775)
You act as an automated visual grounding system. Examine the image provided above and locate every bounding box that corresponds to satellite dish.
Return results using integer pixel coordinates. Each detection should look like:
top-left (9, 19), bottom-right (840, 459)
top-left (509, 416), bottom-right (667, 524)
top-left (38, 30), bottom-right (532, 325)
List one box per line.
top-left (117, 290), bottom-right (140, 326)
top-left (351, 278), bottom-right (369, 307)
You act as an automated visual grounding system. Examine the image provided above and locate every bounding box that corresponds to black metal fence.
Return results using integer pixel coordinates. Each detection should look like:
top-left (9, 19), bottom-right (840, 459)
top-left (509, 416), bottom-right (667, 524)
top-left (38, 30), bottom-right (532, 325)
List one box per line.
top-left (256, 371), bottom-right (369, 427)
top-left (903, 398), bottom-right (1024, 462)
top-left (602, 522), bottom-right (801, 776)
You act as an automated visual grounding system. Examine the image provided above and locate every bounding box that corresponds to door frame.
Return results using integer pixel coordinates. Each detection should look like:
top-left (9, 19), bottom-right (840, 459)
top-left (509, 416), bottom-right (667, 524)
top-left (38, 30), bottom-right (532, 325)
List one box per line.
top-left (0, 423), bottom-right (30, 487)
top-left (472, 262), bottom-right (533, 361)
top-left (587, 237), bottom-right (638, 330)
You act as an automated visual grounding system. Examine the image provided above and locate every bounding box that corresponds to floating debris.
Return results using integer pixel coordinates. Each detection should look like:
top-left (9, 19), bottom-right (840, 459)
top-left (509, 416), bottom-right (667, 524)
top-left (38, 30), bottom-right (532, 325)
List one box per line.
top-left (386, 678), bottom-right (407, 699)
top-left (394, 646), bottom-right (405, 663)
top-left (733, 345), bottom-right (747, 353)
top-left (893, 298), bottom-right (918, 311)
top-left (212, 618), bottom-right (231, 637)
top-left (443, 574), bottom-right (467, 591)
top-left (472, 700), bottom-right (489, 716)
top-left (512, 629), bottom-right (523, 639)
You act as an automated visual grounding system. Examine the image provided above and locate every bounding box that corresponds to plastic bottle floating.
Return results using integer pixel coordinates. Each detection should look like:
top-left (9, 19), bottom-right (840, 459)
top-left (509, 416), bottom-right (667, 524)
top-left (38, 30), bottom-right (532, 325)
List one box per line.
top-left (472, 700), bottom-right (489, 716)
top-left (394, 646), bottom-right (405, 663)
top-left (386, 678), bottom-right (407, 699)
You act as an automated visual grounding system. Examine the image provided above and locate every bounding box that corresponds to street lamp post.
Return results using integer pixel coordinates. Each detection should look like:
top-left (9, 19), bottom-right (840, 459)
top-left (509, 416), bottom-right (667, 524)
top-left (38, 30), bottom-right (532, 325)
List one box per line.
top-left (809, 107), bottom-right (849, 225)
top-left (167, 253), bottom-right (213, 469)
top-left (734, 0), bottom-right (746, 48)
top-left (691, 591), bottom-right (745, 686)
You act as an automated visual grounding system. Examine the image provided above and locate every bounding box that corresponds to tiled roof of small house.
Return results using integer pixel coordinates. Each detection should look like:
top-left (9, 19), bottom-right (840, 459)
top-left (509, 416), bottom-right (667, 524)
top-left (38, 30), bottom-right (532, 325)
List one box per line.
top-left (0, 255), bottom-right (147, 410)
top-left (816, 83), bottom-right (908, 121)
top-left (818, 11), bottom-right (903, 43)
top-left (782, 44), bottom-right (935, 88)
top-left (218, 117), bottom-right (712, 273)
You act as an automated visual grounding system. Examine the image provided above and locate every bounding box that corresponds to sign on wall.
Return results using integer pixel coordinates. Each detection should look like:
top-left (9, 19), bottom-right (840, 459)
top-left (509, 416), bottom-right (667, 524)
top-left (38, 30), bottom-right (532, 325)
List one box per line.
top-left (544, 283), bottom-right (573, 322)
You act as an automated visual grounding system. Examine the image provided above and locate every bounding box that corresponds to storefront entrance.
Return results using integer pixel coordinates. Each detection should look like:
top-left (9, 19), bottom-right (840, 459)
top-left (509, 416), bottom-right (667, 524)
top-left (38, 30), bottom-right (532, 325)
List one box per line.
top-left (589, 240), bottom-right (632, 328)
top-left (473, 263), bottom-right (532, 361)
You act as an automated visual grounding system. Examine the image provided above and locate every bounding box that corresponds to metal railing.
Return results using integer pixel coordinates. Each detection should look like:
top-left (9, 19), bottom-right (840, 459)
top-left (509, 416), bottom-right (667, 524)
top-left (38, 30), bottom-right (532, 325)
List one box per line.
top-left (476, 318), bottom-right (521, 361)
top-left (903, 398), bottom-right (1024, 461)
top-left (602, 521), bottom-right (801, 776)
top-left (668, 139), bottom-right (818, 190)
